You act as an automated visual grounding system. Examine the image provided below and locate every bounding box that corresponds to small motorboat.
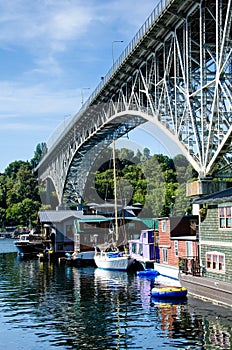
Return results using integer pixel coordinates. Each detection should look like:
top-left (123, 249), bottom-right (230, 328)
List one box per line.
top-left (151, 286), bottom-right (187, 299)
top-left (66, 251), bottom-right (96, 267)
top-left (15, 232), bottom-right (46, 256)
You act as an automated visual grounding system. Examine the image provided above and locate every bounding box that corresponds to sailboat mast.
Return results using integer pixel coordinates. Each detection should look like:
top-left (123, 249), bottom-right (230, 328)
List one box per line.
top-left (113, 140), bottom-right (119, 242)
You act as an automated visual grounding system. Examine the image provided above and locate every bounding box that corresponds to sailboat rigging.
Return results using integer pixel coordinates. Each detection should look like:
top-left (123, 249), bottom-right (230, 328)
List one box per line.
top-left (113, 140), bottom-right (119, 243)
top-left (94, 140), bottom-right (135, 271)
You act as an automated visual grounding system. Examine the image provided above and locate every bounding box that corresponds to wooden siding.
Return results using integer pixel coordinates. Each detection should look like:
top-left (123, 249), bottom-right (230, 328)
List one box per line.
top-left (200, 203), bottom-right (232, 283)
top-left (158, 216), bottom-right (198, 268)
top-left (158, 218), bottom-right (170, 247)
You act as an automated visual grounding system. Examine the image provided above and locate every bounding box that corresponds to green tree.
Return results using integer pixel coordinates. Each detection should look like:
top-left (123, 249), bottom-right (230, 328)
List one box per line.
top-left (95, 169), bottom-right (114, 201)
top-left (134, 149), bottom-right (143, 163)
top-left (3, 156), bottom-right (42, 227)
top-left (93, 150), bottom-right (196, 218)
top-left (140, 154), bottom-right (178, 217)
top-left (0, 207), bottom-right (6, 231)
top-left (174, 183), bottom-right (192, 216)
top-left (6, 162), bottom-right (39, 206)
top-left (6, 198), bottom-right (40, 227)
top-left (31, 142), bottom-right (47, 169)
top-left (118, 148), bottom-right (135, 166)
top-left (143, 147), bottom-right (151, 159)
top-left (4, 160), bottom-right (27, 179)
top-left (0, 174), bottom-right (7, 209)
top-left (173, 154), bottom-right (197, 183)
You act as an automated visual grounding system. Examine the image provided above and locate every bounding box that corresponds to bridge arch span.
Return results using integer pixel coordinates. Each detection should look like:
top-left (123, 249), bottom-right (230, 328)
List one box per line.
top-left (45, 108), bottom-right (202, 207)
top-left (37, 0), bottom-right (232, 207)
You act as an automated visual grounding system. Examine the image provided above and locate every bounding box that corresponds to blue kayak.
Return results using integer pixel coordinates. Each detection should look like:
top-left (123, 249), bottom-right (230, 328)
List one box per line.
top-left (137, 269), bottom-right (159, 277)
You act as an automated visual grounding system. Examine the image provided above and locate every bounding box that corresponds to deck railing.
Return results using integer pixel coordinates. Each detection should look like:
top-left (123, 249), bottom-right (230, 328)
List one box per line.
top-left (179, 256), bottom-right (201, 276)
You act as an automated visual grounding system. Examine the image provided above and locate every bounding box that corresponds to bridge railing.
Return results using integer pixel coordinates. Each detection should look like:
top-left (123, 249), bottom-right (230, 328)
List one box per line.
top-left (46, 0), bottom-right (170, 154)
top-left (83, 0), bottom-right (169, 110)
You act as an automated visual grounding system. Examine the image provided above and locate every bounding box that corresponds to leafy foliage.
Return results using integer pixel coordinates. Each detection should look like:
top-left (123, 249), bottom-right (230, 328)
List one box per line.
top-left (0, 158), bottom-right (41, 229)
top-left (31, 142), bottom-right (47, 169)
top-left (0, 141), bottom-right (196, 229)
top-left (6, 199), bottom-right (41, 227)
top-left (94, 148), bottom-right (194, 218)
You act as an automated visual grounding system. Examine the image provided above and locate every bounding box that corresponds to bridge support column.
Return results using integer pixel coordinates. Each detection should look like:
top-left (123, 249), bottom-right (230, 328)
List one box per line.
top-left (43, 178), bottom-right (59, 209)
top-left (45, 179), bottom-right (52, 206)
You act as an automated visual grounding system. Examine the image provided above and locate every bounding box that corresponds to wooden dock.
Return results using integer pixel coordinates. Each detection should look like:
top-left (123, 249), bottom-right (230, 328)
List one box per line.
top-left (179, 272), bottom-right (232, 308)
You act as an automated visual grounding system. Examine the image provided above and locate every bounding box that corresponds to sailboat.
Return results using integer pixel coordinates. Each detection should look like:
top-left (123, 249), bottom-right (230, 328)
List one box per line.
top-left (94, 141), bottom-right (135, 271)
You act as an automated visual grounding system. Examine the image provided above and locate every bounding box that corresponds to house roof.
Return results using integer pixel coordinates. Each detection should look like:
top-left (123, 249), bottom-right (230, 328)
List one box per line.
top-left (38, 210), bottom-right (156, 229)
top-left (76, 217), bottom-right (114, 223)
top-left (192, 187), bottom-right (232, 204)
top-left (38, 210), bottom-right (106, 223)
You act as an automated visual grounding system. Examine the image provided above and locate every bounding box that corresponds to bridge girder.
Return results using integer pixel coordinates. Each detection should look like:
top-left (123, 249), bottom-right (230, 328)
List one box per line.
top-left (38, 0), bottom-right (232, 206)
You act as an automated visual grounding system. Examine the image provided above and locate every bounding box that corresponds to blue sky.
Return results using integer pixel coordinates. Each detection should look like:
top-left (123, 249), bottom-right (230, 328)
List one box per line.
top-left (0, 0), bottom-right (181, 173)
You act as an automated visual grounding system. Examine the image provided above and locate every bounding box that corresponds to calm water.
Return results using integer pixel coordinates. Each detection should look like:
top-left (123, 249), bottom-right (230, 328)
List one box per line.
top-left (0, 240), bottom-right (232, 349)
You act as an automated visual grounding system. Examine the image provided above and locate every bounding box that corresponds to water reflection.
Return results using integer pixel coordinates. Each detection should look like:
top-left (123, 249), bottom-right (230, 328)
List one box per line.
top-left (0, 253), bottom-right (232, 349)
top-left (135, 274), bottom-right (232, 349)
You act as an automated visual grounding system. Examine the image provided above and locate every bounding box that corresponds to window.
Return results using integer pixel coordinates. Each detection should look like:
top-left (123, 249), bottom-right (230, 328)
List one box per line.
top-left (206, 252), bottom-right (225, 272)
top-left (75, 233), bottom-right (80, 244)
top-left (174, 240), bottom-right (178, 256)
top-left (186, 241), bottom-right (193, 257)
top-left (128, 222), bottom-right (135, 229)
top-left (132, 243), bottom-right (136, 254)
top-left (66, 225), bottom-right (74, 240)
top-left (161, 220), bottom-right (166, 232)
top-left (218, 206), bottom-right (232, 228)
top-left (206, 253), bottom-right (212, 269)
top-left (162, 248), bottom-right (168, 263)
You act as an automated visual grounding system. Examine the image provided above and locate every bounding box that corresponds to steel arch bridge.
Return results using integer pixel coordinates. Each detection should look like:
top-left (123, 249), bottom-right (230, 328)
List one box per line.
top-left (37, 0), bottom-right (232, 206)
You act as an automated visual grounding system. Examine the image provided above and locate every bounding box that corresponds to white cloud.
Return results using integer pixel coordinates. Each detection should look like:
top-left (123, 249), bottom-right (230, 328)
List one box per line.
top-left (0, 0), bottom-right (94, 45)
top-left (0, 0), bottom-right (160, 172)
top-left (0, 81), bottom-right (80, 119)
top-left (0, 0), bottom-right (158, 79)
top-left (0, 122), bottom-right (48, 131)
top-left (0, 0), bottom-right (158, 121)
top-left (50, 8), bottom-right (93, 42)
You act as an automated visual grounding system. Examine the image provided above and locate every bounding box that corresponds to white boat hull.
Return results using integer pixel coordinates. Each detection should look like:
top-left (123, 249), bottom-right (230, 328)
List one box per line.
top-left (94, 252), bottom-right (134, 271)
top-left (75, 251), bottom-right (95, 260)
top-left (154, 263), bottom-right (180, 280)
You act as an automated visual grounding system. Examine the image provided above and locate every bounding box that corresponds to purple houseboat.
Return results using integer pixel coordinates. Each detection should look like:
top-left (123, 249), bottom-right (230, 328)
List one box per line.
top-left (128, 229), bottom-right (160, 269)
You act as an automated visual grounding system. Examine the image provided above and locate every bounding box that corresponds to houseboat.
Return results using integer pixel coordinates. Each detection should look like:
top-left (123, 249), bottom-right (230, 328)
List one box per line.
top-left (154, 215), bottom-right (199, 280)
top-left (178, 187), bottom-right (232, 308)
top-left (128, 228), bottom-right (160, 270)
top-left (38, 205), bottom-right (149, 263)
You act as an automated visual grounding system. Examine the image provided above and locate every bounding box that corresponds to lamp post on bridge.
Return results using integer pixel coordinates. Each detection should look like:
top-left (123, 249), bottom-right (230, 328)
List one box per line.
top-left (81, 87), bottom-right (90, 106)
top-left (112, 40), bottom-right (124, 67)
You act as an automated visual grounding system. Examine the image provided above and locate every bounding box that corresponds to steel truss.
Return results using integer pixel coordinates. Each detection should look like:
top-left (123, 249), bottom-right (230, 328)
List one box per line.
top-left (38, 0), bottom-right (232, 206)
